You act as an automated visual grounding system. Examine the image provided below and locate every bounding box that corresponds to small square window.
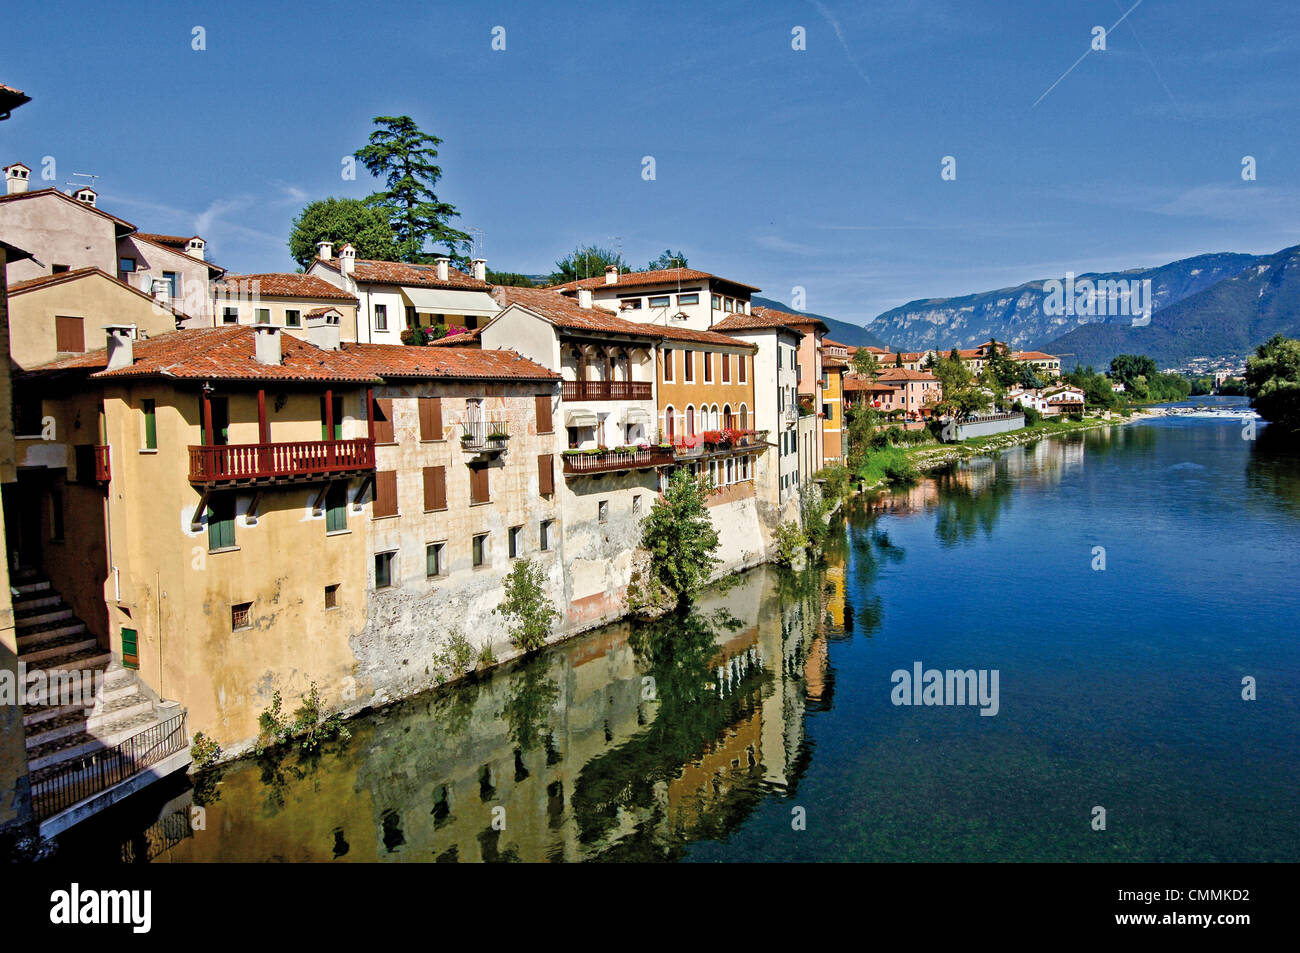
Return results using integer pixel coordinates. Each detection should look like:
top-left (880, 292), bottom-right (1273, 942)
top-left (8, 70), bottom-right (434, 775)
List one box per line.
top-left (375, 551), bottom-right (395, 589)
top-left (597, 500), bottom-right (609, 524)
top-left (255, 308), bottom-right (270, 323)
top-left (427, 542), bottom-right (445, 578)
top-left (472, 534), bottom-right (488, 568)
top-left (232, 602), bottom-right (252, 630)
top-left (119, 257), bottom-right (136, 274)
top-left (324, 584), bottom-right (339, 609)
top-left (540, 520), bottom-right (553, 552)
top-left (508, 526), bottom-right (522, 559)
top-left (222, 307), bottom-right (238, 325)
top-left (285, 309), bottom-right (301, 328)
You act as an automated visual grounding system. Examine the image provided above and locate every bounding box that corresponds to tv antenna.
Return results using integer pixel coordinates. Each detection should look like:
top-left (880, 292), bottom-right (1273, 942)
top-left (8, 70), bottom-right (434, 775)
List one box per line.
top-left (466, 225), bottom-right (484, 260)
top-left (65, 171), bottom-right (99, 191)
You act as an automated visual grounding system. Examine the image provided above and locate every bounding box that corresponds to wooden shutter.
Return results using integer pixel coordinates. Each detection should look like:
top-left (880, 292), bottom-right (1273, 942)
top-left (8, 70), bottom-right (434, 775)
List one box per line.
top-left (535, 395), bottom-right (553, 434)
top-left (538, 454), bottom-right (554, 496)
top-left (56, 316), bottom-right (85, 353)
top-left (423, 465), bottom-right (446, 511)
top-left (373, 397), bottom-right (395, 444)
top-left (372, 470), bottom-right (398, 518)
top-left (470, 465), bottom-right (490, 504)
top-left (418, 397), bottom-right (443, 441)
top-left (721, 353), bottom-right (730, 383)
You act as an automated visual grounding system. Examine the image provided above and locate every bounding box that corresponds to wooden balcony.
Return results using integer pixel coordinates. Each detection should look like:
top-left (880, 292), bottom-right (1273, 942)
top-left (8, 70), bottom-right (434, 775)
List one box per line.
top-left (188, 438), bottom-right (375, 486)
top-left (560, 380), bottom-right (652, 401)
top-left (562, 446), bottom-right (675, 476)
top-left (670, 429), bottom-right (768, 459)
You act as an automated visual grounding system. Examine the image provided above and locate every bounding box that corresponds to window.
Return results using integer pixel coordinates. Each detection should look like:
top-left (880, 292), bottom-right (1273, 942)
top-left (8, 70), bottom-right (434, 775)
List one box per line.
top-left (469, 465), bottom-right (490, 505)
top-left (372, 470), bottom-right (398, 519)
top-left (119, 257), bottom-right (136, 274)
top-left (677, 293), bottom-right (699, 306)
top-left (662, 348), bottom-right (674, 382)
top-left (472, 534), bottom-right (488, 568)
top-left (423, 466), bottom-right (447, 511)
top-left (285, 310), bottom-right (301, 328)
top-left (142, 398), bottom-right (157, 450)
top-left (724, 298), bottom-right (735, 313)
top-left (162, 272), bottom-right (179, 297)
top-left (324, 584), bottom-right (339, 609)
top-left (703, 352), bottom-right (713, 382)
top-left (372, 397), bottom-right (395, 443)
top-left (711, 294), bottom-right (721, 309)
top-left (540, 519), bottom-right (553, 551)
top-left (535, 395), bottom-right (553, 434)
top-left (633, 494), bottom-right (642, 514)
top-left (320, 394), bottom-right (343, 440)
top-left (232, 602), bottom-right (252, 631)
top-left (418, 397), bottom-right (443, 441)
top-left (255, 307), bottom-right (271, 323)
top-left (684, 351), bottom-right (694, 382)
top-left (823, 402), bottom-right (832, 418)
top-left (619, 297), bottom-right (642, 310)
top-left (538, 454), bottom-right (554, 496)
top-left (374, 303), bottom-right (388, 330)
top-left (739, 355), bottom-right (747, 383)
top-left (648, 295), bottom-right (670, 308)
top-left (375, 551), bottom-right (395, 588)
top-left (55, 316), bottom-right (84, 353)
top-left (721, 354), bottom-right (730, 383)
top-left (598, 500), bottom-right (609, 524)
top-left (207, 495), bottom-right (236, 550)
top-left (509, 526), bottom-right (522, 558)
top-left (405, 306), bottom-right (418, 329)
top-left (326, 481), bottom-right (348, 532)
top-left (50, 489), bottom-right (63, 541)
top-left (222, 307), bottom-right (238, 325)
top-left (426, 542), bottom-right (445, 578)
top-left (52, 264), bottom-right (69, 274)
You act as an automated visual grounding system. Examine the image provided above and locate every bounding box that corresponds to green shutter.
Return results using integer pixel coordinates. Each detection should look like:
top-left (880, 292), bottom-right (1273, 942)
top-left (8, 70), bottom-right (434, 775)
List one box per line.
top-left (143, 399), bottom-right (157, 450)
top-left (326, 483), bottom-right (347, 532)
top-left (121, 628), bottom-right (139, 670)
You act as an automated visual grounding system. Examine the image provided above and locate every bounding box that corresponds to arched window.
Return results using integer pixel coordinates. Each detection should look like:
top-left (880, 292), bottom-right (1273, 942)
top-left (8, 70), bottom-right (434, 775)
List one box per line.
top-left (663, 405), bottom-right (675, 441)
top-left (686, 405), bottom-right (696, 437)
top-left (739, 404), bottom-right (749, 429)
top-left (722, 404), bottom-right (733, 429)
top-left (711, 404), bottom-right (720, 430)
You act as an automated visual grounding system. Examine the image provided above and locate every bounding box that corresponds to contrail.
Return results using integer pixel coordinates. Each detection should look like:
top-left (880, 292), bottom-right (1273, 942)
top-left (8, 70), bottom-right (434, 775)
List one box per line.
top-left (1032, 0), bottom-right (1144, 109)
top-left (811, 0), bottom-right (872, 87)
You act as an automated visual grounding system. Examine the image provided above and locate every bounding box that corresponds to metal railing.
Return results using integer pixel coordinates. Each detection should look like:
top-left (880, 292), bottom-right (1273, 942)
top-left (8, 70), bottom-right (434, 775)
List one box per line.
top-left (461, 420), bottom-right (510, 449)
top-left (560, 380), bottom-right (652, 401)
top-left (30, 711), bottom-right (188, 821)
top-left (189, 438), bottom-right (374, 484)
top-left (562, 446), bottom-right (675, 475)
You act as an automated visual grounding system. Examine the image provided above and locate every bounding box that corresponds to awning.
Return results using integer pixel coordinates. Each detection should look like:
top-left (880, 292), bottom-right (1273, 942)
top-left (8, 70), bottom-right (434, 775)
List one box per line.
top-left (400, 286), bottom-right (499, 317)
top-left (565, 410), bottom-right (598, 428)
top-left (624, 408), bottom-right (652, 425)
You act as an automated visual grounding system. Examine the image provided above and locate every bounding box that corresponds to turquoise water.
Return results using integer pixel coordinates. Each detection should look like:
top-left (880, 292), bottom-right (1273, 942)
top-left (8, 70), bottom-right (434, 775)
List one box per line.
top-left (59, 410), bottom-right (1300, 862)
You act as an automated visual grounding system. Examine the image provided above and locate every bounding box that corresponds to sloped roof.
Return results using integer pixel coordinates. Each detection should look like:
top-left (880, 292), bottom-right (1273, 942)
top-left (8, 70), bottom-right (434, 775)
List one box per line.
top-left (712, 308), bottom-right (806, 337)
top-left (314, 256), bottom-right (490, 290)
top-left (216, 273), bottom-right (357, 301)
top-left (6, 266), bottom-right (196, 322)
top-left (340, 343), bottom-right (557, 381)
top-left (0, 187), bottom-right (135, 232)
top-left (551, 266), bottom-right (760, 294)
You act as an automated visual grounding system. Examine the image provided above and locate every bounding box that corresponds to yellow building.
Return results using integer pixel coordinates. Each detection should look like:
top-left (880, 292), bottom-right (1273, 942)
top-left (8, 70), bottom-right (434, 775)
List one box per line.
top-left (820, 353), bottom-right (846, 464)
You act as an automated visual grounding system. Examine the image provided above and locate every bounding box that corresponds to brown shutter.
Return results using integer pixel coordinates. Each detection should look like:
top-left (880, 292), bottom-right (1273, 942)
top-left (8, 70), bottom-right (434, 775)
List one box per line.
top-left (470, 465), bottom-right (490, 504)
top-left (538, 454), bottom-right (554, 496)
top-left (373, 397), bottom-right (395, 444)
top-left (722, 353), bottom-right (730, 383)
top-left (535, 395), bottom-right (553, 434)
top-left (418, 397), bottom-right (443, 441)
top-left (56, 316), bottom-right (85, 353)
top-left (423, 465), bottom-right (446, 511)
top-left (372, 470), bottom-right (398, 518)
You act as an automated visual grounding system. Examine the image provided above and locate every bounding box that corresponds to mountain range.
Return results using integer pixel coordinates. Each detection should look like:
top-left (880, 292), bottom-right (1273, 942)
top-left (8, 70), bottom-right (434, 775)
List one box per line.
top-left (751, 296), bottom-right (888, 349)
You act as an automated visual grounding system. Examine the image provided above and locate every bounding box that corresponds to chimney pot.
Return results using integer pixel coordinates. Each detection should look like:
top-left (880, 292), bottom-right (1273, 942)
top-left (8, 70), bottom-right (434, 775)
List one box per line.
top-left (339, 243), bottom-right (355, 276)
top-left (253, 323), bottom-right (282, 366)
top-left (4, 162), bottom-right (31, 195)
top-left (316, 240), bottom-right (334, 262)
top-left (73, 187), bottom-right (97, 207)
top-left (470, 258), bottom-right (486, 282)
top-left (577, 288), bottom-right (593, 309)
top-left (104, 325), bottom-right (136, 371)
top-left (305, 309), bottom-right (341, 351)
top-left (435, 257), bottom-right (450, 281)
top-left (604, 265), bottom-right (618, 285)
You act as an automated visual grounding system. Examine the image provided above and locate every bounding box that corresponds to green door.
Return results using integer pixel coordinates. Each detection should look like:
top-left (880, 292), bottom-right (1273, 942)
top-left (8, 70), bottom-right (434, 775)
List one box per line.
top-left (121, 627), bottom-right (139, 670)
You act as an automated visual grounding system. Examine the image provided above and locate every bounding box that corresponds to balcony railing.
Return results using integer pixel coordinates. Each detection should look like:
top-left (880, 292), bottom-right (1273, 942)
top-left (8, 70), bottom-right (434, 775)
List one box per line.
top-left (188, 438), bottom-right (375, 486)
top-left (563, 446), bottom-right (675, 476)
top-left (461, 420), bottom-right (510, 453)
top-left (30, 711), bottom-right (188, 821)
top-left (560, 380), bottom-right (652, 401)
top-left (670, 429), bottom-right (768, 458)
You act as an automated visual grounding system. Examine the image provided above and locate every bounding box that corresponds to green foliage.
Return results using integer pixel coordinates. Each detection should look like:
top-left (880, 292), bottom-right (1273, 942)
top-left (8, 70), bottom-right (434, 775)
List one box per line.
top-left (1062, 366), bottom-right (1120, 409)
top-left (190, 731), bottom-right (222, 770)
top-left (255, 683), bottom-right (350, 756)
top-left (639, 469), bottom-right (720, 606)
top-left (432, 629), bottom-right (476, 683)
top-left (772, 521), bottom-right (808, 567)
top-left (485, 269), bottom-right (537, 287)
top-left (984, 340), bottom-right (1021, 388)
top-left (800, 484), bottom-right (831, 551)
top-left (494, 558), bottom-right (558, 653)
top-left (814, 463), bottom-right (850, 504)
top-left (354, 115), bottom-right (470, 263)
top-left (851, 349), bottom-right (881, 380)
top-left (1246, 334), bottom-right (1300, 437)
top-left (931, 353), bottom-right (992, 416)
top-left (477, 640), bottom-right (498, 669)
top-left (647, 249), bottom-right (688, 270)
top-left (845, 403), bottom-right (881, 470)
top-left (550, 244), bottom-right (627, 285)
top-left (852, 445), bottom-right (918, 487)
top-left (1019, 363), bottom-right (1045, 389)
top-left (288, 197), bottom-right (399, 269)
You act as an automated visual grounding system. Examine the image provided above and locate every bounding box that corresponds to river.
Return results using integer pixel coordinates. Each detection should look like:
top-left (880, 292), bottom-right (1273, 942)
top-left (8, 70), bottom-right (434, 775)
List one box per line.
top-left (57, 402), bottom-right (1300, 862)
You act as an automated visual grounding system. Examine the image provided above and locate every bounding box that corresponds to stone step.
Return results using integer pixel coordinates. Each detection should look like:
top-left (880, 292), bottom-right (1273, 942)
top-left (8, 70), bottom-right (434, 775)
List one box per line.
top-left (19, 633), bottom-right (97, 665)
top-left (16, 607), bottom-right (73, 628)
top-left (27, 712), bottom-right (168, 774)
top-left (16, 622), bottom-right (88, 650)
top-left (14, 596), bottom-right (65, 616)
top-left (14, 580), bottom-right (51, 595)
top-left (87, 696), bottom-right (154, 732)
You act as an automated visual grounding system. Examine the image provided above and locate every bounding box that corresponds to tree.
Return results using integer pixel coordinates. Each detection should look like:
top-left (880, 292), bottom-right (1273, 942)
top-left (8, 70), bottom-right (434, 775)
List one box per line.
top-left (355, 115), bottom-right (471, 264)
top-left (1246, 334), bottom-right (1300, 438)
top-left (288, 197), bottom-right (399, 269)
top-left (550, 244), bottom-right (626, 285)
top-left (1018, 363), bottom-right (1045, 390)
top-left (494, 559), bottom-right (558, 653)
top-left (1109, 354), bottom-right (1158, 390)
top-left (647, 249), bottom-right (688, 270)
top-left (931, 353), bottom-right (991, 417)
top-left (851, 348), bottom-right (881, 381)
top-left (984, 340), bottom-right (1021, 388)
top-left (640, 469), bottom-right (720, 607)
top-left (485, 269), bottom-right (536, 287)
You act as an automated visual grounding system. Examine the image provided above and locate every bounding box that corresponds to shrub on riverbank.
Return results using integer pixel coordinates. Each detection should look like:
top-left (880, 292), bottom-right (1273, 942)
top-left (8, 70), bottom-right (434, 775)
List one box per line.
top-left (255, 683), bottom-right (351, 756)
top-left (640, 469), bottom-right (721, 607)
top-left (495, 558), bottom-right (559, 653)
top-left (854, 445), bottom-right (919, 487)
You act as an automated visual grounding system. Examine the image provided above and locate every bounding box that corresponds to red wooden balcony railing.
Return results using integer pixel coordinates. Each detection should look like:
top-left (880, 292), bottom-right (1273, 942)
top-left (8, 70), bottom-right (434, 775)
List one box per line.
top-left (562, 446), bottom-right (675, 476)
top-left (188, 438), bottom-right (375, 485)
top-left (560, 380), bottom-right (652, 401)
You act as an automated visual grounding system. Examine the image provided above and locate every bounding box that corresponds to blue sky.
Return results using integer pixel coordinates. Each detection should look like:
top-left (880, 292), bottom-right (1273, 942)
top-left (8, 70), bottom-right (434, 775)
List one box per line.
top-left (3, 0), bottom-right (1297, 324)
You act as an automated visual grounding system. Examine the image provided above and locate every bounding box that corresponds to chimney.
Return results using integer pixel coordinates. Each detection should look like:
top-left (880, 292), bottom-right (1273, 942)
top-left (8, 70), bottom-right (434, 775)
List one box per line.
top-left (104, 325), bottom-right (135, 371)
top-left (150, 278), bottom-right (171, 302)
top-left (316, 240), bottom-right (333, 262)
top-left (577, 288), bottom-right (593, 309)
top-left (4, 162), bottom-right (30, 195)
top-left (470, 258), bottom-right (486, 282)
top-left (339, 243), bottom-right (355, 276)
top-left (604, 265), bottom-right (618, 285)
top-left (305, 309), bottom-right (341, 351)
top-left (73, 187), bottom-right (97, 207)
top-left (253, 322), bottom-right (282, 365)
top-left (434, 257), bottom-right (450, 281)
top-left (186, 236), bottom-right (205, 260)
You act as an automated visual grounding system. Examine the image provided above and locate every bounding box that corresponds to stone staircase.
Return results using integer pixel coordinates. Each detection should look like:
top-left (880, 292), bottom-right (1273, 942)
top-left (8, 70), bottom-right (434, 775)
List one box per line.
top-left (11, 569), bottom-right (171, 798)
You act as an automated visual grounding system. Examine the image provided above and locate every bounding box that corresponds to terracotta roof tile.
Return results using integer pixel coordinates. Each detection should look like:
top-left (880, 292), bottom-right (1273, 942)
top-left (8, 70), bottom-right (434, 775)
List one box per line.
top-left (712, 308), bottom-right (807, 337)
top-left (551, 267), bottom-right (760, 293)
top-left (6, 266), bottom-right (196, 322)
top-left (134, 232), bottom-right (198, 248)
top-left (216, 273), bottom-right (357, 301)
top-left (315, 257), bottom-right (490, 290)
top-left (339, 342), bottom-right (558, 381)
